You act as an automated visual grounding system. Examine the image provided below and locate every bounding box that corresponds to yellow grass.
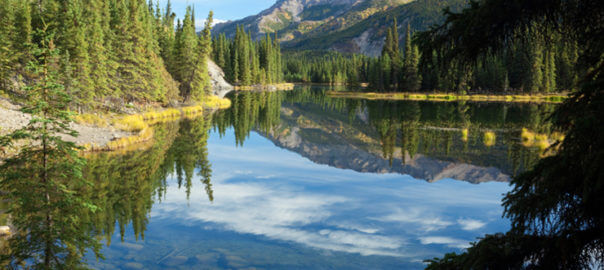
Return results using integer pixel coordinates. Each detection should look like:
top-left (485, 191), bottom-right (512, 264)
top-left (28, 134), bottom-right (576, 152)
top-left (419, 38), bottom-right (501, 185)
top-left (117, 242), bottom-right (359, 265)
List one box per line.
top-left (142, 108), bottom-right (181, 121)
top-left (461, 128), bottom-right (469, 142)
top-left (521, 128), bottom-right (536, 147)
top-left (75, 113), bottom-right (108, 127)
top-left (326, 91), bottom-right (567, 104)
top-left (519, 128), bottom-right (567, 151)
top-left (203, 95), bottom-right (232, 109)
top-left (534, 134), bottom-right (550, 150)
top-left (234, 83), bottom-right (295, 91)
top-left (113, 115), bottom-right (147, 132)
top-left (551, 132), bottom-right (565, 142)
top-left (105, 127), bottom-right (154, 151)
top-left (80, 95), bottom-right (231, 152)
top-left (483, 131), bottom-right (496, 147)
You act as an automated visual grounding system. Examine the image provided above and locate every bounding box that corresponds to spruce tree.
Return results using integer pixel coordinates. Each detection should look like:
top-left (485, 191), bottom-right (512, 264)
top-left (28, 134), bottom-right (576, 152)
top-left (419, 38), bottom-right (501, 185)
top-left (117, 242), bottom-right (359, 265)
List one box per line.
top-left (174, 6), bottom-right (198, 98)
top-left (85, 0), bottom-right (111, 99)
top-left (60, 0), bottom-right (93, 107)
top-left (190, 11), bottom-right (213, 101)
top-left (401, 24), bottom-right (421, 91)
top-left (0, 30), bottom-right (101, 269)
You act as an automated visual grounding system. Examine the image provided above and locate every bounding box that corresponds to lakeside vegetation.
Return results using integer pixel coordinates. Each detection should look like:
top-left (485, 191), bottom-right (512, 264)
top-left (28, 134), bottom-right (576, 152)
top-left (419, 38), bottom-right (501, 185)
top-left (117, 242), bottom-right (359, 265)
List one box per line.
top-left (326, 91), bottom-right (567, 103)
top-left (77, 96), bottom-right (231, 152)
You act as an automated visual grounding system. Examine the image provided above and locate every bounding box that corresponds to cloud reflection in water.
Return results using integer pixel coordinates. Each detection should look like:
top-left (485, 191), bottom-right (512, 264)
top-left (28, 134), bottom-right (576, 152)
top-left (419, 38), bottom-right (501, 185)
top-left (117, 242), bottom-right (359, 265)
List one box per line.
top-left (149, 130), bottom-right (511, 261)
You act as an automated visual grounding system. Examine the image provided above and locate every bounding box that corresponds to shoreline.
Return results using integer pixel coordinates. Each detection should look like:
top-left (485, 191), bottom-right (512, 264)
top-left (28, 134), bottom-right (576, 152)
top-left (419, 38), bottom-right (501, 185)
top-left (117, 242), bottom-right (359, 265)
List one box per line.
top-left (326, 91), bottom-right (568, 103)
top-left (233, 83), bottom-right (295, 91)
top-left (0, 96), bottom-right (231, 155)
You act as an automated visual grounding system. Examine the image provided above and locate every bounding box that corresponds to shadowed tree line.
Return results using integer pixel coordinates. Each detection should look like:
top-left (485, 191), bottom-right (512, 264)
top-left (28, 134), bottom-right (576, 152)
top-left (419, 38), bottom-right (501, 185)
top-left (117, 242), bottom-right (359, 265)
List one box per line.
top-left (418, 0), bottom-right (604, 268)
top-left (282, 17), bottom-right (579, 94)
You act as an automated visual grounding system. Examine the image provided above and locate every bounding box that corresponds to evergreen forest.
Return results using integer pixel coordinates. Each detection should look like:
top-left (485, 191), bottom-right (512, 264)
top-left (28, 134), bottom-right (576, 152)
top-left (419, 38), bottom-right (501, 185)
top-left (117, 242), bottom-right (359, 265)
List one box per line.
top-left (0, 0), bottom-right (215, 109)
top-left (283, 19), bottom-right (580, 94)
top-left (212, 29), bottom-right (283, 86)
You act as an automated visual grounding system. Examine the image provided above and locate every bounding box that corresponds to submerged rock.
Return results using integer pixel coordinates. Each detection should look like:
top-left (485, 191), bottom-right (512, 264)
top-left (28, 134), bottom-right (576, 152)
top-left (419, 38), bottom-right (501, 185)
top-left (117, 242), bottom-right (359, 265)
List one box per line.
top-left (162, 255), bottom-right (188, 266)
top-left (0, 226), bottom-right (10, 236)
top-left (123, 262), bottom-right (144, 269)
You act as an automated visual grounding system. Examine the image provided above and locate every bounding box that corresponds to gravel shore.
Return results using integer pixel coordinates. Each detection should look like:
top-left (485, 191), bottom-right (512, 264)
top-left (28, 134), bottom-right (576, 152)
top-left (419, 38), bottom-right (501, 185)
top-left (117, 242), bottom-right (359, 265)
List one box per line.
top-left (0, 98), bottom-right (130, 148)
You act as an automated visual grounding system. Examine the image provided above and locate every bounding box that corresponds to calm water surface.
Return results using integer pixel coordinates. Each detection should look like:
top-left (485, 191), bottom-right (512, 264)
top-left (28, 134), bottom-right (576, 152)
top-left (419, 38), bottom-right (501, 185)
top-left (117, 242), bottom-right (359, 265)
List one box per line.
top-left (80, 86), bottom-right (556, 269)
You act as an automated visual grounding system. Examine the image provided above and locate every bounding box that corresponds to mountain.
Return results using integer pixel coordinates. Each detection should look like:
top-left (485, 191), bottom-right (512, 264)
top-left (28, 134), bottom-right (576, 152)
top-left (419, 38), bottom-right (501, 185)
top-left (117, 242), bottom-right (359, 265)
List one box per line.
top-left (213, 0), bottom-right (467, 56)
top-left (259, 102), bottom-right (511, 184)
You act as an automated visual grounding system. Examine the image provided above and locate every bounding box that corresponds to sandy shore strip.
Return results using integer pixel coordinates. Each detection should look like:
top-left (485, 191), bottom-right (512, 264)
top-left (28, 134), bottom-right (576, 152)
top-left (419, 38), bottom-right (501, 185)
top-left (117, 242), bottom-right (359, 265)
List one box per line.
top-left (0, 98), bottom-right (131, 149)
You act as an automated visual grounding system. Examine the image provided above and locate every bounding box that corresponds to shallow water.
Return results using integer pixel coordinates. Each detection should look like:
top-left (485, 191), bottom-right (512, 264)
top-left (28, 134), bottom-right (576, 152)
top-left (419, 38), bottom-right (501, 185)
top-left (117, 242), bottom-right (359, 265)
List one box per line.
top-left (82, 86), bottom-right (555, 269)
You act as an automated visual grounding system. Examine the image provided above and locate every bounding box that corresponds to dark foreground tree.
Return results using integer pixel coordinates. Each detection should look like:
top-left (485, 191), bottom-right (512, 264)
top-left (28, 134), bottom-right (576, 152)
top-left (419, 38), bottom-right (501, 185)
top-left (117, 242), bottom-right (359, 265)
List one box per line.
top-left (0, 30), bottom-right (100, 269)
top-left (419, 0), bottom-right (604, 268)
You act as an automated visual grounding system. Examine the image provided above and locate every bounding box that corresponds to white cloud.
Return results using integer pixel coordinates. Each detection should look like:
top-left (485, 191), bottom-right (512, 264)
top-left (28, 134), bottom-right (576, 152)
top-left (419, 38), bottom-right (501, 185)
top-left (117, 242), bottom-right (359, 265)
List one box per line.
top-left (419, 236), bottom-right (471, 249)
top-left (195, 18), bottom-right (227, 30)
top-left (152, 181), bottom-right (409, 257)
top-left (457, 218), bottom-right (486, 231)
top-left (373, 208), bottom-right (453, 232)
top-left (333, 223), bottom-right (380, 234)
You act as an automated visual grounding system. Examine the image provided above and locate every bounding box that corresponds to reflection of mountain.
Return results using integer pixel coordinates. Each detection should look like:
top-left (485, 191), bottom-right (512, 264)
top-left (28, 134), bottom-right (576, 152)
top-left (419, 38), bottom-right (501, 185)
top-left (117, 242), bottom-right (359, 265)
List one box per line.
top-left (213, 88), bottom-right (551, 184)
top-left (262, 106), bottom-right (510, 184)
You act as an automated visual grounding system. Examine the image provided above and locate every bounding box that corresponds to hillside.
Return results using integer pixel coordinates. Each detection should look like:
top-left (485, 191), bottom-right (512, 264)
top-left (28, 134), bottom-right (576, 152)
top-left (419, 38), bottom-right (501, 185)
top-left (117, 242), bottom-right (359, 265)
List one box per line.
top-left (213, 0), bottom-right (467, 56)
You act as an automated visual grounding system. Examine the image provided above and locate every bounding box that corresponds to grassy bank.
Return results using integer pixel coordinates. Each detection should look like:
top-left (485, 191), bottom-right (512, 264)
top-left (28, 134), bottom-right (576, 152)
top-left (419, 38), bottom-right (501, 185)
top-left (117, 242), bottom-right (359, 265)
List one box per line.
top-left (234, 83), bottom-right (295, 91)
top-left (326, 91), bottom-right (568, 103)
top-left (79, 95), bottom-right (231, 152)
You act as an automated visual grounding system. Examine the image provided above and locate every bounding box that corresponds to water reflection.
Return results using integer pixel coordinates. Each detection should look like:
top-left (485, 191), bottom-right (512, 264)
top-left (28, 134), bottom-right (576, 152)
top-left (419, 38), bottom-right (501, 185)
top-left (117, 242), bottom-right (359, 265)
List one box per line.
top-left (213, 86), bottom-right (555, 183)
top-left (81, 116), bottom-right (215, 245)
top-left (85, 129), bottom-right (510, 269)
top-left (3, 86), bottom-right (558, 269)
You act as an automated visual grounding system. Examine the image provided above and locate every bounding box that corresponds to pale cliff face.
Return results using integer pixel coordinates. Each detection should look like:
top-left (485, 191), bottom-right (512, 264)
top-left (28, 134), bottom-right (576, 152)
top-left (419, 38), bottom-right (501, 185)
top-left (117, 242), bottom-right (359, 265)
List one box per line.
top-left (213, 0), bottom-right (371, 40)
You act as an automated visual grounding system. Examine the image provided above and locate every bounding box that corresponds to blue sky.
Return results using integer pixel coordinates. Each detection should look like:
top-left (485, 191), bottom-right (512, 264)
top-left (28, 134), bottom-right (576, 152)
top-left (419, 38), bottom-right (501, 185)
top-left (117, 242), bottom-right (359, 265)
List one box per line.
top-left (157, 0), bottom-right (276, 28)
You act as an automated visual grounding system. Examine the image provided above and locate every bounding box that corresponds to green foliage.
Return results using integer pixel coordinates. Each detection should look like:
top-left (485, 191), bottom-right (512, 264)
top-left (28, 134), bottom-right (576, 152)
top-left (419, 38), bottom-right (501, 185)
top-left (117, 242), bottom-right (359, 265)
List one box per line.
top-left (283, 51), bottom-right (369, 86)
top-left (212, 91), bottom-right (284, 146)
top-left (0, 31), bottom-right (101, 268)
top-left (212, 27), bottom-right (283, 86)
top-left (186, 11), bottom-right (214, 102)
top-left (0, 0), bottom-right (217, 108)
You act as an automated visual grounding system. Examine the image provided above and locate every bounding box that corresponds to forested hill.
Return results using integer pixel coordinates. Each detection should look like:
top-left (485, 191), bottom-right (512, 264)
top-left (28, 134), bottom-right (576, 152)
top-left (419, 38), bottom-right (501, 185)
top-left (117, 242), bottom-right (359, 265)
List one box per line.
top-left (0, 0), bottom-right (215, 109)
top-left (213, 0), bottom-right (467, 56)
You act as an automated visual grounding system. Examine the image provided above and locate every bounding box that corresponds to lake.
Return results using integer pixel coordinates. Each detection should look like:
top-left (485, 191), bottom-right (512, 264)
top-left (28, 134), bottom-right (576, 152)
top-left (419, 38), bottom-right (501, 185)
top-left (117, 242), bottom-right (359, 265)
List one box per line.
top-left (80, 86), bottom-right (555, 269)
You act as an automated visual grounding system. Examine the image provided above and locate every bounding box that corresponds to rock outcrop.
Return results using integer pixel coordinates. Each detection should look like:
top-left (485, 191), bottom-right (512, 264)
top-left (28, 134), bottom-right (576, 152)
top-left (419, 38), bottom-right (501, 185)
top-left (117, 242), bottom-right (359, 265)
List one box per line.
top-left (207, 59), bottom-right (233, 98)
top-left (0, 226), bottom-right (10, 236)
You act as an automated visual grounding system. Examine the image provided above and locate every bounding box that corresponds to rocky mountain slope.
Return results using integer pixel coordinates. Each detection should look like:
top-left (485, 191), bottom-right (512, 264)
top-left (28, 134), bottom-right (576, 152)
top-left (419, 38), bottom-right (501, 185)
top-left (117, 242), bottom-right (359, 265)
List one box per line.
top-left (255, 102), bottom-right (511, 184)
top-left (213, 0), bottom-right (467, 56)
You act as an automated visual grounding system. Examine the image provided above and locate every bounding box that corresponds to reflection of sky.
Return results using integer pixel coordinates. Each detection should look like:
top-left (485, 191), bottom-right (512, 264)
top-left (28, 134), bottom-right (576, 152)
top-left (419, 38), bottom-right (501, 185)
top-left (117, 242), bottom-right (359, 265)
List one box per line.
top-left (88, 129), bottom-right (511, 269)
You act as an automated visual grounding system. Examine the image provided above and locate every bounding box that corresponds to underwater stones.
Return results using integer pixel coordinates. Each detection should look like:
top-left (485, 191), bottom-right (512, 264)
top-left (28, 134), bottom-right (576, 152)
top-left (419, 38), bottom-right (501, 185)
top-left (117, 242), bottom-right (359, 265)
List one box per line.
top-left (0, 226), bottom-right (10, 236)
top-left (195, 253), bottom-right (220, 264)
top-left (123, 262), bottom-right (144, 269)
top-left (162, 255), bottom-right (189, 266)
top-left (118, 242), bottom-right (144, 251)
top-left (225, 255), bottom-right (248, 268)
